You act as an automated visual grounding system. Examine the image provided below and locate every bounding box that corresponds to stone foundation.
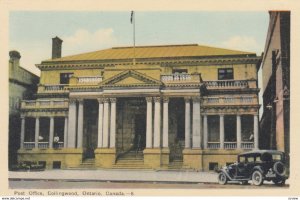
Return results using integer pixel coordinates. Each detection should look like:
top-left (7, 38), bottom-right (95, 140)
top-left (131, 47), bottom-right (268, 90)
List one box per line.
top-left (143, 148), bottom-right (170, 169)
top-left (94, 148), bottom-right (116, 168)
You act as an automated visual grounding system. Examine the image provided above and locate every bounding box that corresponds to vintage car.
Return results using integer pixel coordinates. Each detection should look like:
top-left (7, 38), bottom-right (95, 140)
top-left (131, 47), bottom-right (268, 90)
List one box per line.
top-left (217, 150), bottom-right (288, 186)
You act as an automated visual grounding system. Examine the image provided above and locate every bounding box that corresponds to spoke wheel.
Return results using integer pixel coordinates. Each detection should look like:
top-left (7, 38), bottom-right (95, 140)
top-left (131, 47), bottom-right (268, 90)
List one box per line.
top-left (252, 170), bottom-right (264, 186)
top-left (218, 172), bottom-right (228, 185)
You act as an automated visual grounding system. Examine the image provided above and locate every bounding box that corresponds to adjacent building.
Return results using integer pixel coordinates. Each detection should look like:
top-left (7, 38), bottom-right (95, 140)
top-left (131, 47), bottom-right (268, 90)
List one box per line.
top-left (260, 11), bottom-right (290, 156)
top-left (9, 50), bottom-right (39, 168)
top-left (18, 37), bottom-right (261, 170)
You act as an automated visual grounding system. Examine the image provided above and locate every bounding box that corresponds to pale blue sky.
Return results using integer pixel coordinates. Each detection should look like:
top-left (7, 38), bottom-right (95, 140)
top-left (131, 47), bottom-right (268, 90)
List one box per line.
top-left (10, 11), bottom-right (269, 75)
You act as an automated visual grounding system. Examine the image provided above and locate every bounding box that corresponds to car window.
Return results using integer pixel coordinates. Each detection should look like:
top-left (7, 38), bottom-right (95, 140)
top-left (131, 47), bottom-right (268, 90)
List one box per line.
top-left (255, 156), bottom-right (261, 162)
top-left (239, 156), bottom-right (246, 163)
top-left (272, 154), bottom-right (282, 161)
top-left (247, 157), bottom-right (254, 163)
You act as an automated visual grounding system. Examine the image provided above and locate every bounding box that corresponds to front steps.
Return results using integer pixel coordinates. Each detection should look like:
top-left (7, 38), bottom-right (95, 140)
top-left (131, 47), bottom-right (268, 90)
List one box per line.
top-left (112, 151), bottom-right (151, 169)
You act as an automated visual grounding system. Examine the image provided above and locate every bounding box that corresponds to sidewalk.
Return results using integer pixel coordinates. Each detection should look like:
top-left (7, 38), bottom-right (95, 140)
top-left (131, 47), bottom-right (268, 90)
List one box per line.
top-left (9, 169), bottom-right (218, 183)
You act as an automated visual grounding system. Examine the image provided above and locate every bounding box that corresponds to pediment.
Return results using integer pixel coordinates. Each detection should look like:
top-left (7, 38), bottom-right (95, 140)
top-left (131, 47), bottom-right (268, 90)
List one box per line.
top-left (100, 70), bottom-right (161, 87)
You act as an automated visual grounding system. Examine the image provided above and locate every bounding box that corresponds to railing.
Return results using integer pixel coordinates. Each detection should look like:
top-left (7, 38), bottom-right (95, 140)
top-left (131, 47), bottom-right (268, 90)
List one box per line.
top-left (57, 142), bottom-right (64, 148)
top-left (23, 142), bottom-right (35, 149)
top-left (207, 142), bottom-right (220, 149)
top-left (21, 99), bottom-right (69, 109)
top-left (241, 142), bottom-right (254, 149)
top-left (44, 84), bottom-right (66, 91)
top-left (203, 96), bottom-right (255, 105)
top-left (38, 142), bottom-right (49, 149)
top-left (204, 80), bottom-right (248, 89)
top-left (224, 142), bottom-right (237, 149)
top-left (77, 76), bottom-right (102, 84)
top-left (161, 74), bottom-right (201, 83)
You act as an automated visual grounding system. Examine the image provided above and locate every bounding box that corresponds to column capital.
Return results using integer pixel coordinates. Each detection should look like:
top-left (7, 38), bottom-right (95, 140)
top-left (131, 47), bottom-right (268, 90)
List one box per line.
top-left (77, 99), bottom-right (84, 104)
top-left (163, 97), bottom-right (169, 103)
top-left (97, 98), bottom-right (104, 103)
top-left (146, 97), bottom-right (153, 102)
top-left (184, 97), bottom-right (191, 103)
top-left (103, 98), bottom-right (110, 103)
top-left (110, 98), bottom-right (117, 103)
top-left (69, 98), bottom-right (77, 104)
top-left (153, 97), bottom-right (161, 103)
top-left (192, 96), bottom-right (201, 102)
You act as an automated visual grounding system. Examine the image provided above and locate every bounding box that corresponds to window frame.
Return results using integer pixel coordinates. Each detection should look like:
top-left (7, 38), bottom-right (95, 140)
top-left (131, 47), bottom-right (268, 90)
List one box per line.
top-left (218, 68), bottom-right (234, 80)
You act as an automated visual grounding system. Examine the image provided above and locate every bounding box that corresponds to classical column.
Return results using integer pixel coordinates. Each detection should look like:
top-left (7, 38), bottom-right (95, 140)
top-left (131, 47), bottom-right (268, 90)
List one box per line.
top-left (184, 97), bottom-right (191, 148)
top-left (97, 98), bottom-right (104, 148)
top-left (20, 116), bottom-right (25, 149)
top-left (77, 99), bottom-right (84, 148)
top-left (109, 98), bottom-right (117, 148)
top-left (64, 117), bottom-right (68, 148)
top-left (163, 97), bottom-right (169, 148)
top-left (192, 97), bottom-right (201, 148)
top-left (236, 115), bottom-right (241, 149)
top-left (34, 117), bottom-right (40, 148)
top-left (203, 115), bottom-right (208, 149)
top-left (153, 97), bottom-right (161, 148)
top-left (146, 97), bottom-right (153, 148)
top-left (254, 114), bottom-right (259, 149)
top-left (220, 115), bottom-right (224, 149)
top-left (102, 98), bottom-right (110, 148)
top-left (67, 99), bottom-right (77, 148)
top-left (49, 117), bottom-right (54, 148)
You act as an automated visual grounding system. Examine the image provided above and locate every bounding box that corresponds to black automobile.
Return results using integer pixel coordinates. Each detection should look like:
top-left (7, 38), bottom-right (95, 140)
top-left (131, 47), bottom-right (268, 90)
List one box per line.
top-left (217, 150), bottom-right (288, 186)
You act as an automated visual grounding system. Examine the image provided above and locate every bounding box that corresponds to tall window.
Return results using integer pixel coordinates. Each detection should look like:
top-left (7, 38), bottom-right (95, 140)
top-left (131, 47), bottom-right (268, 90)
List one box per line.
top-left (218, 68), bottom-right (233, 80)
top-left (60, 73), bottom-right (73, 84)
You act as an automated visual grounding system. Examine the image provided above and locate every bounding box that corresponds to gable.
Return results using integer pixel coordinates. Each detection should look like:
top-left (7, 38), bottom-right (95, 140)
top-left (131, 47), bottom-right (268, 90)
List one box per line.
top-left (100, 70), bottom-right (161, 87)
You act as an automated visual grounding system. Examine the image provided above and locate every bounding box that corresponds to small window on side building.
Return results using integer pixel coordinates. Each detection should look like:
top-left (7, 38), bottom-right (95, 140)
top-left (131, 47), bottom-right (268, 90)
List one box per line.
top-left (218, 68), bottom-right (233, 80)
top-left (209, 162), bottom-right (219, 171)
top-left (53, 161), bottom-right (61, 169)
top-left (60, 73), bottom-right (73, 84)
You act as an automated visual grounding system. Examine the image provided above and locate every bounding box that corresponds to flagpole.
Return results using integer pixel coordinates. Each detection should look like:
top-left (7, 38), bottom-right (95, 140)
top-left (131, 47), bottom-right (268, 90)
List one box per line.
top-left (132, 11), bottom-right (136, 65)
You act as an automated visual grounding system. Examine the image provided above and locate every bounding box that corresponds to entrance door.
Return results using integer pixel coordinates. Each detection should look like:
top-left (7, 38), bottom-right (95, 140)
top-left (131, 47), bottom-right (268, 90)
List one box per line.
top-left (134, 114), bottom-right (146, 151)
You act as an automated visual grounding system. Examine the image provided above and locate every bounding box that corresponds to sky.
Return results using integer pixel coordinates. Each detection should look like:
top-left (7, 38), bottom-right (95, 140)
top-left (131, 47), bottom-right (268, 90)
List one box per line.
top-left (9, 11), bottom-right (269, 75)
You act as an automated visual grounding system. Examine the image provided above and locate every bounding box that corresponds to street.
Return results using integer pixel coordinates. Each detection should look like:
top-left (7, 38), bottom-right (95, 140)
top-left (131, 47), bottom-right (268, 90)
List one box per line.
top-left (9, 180), bottom-right (289, 189)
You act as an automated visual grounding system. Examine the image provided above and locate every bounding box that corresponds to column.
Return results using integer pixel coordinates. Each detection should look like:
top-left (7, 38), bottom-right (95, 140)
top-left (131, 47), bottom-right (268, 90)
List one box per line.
top-left (192, 97), bottom-right (201, 148)
top-left (203, 115), bottom-right (208, 149)
top-left (64, 117), bottom-right (68, 148)
top-left (236, 115), bottom-right (241, 149)
top-left (184, 97), bottom-right (191, 148)
top-left (77, 99), bottom-right (84, 148)
top-left (67, 99), bottom-right (77, 148)
top-left (20, 116), bottom-right (25, 149)
top-left (220, 115), bottom-right (224, 149)
top-left (34, 117), bottom-right (40, 148)
top-left (49, 117), bottom-right (54, 148)
top-left (109, 98), bottom-right (117, 148)
top-left (102, 98), bottom-right (110, 148)
top-left (254, 114), bottom-right (259, 149)
top-left (153, 97), bottom-right (161, 148)
top-left (146, 97), bottom-right (153, 148)
top-left (163, 97), bottom-right (169, 148)
top-left (97, 98), bottom-right (104, 148)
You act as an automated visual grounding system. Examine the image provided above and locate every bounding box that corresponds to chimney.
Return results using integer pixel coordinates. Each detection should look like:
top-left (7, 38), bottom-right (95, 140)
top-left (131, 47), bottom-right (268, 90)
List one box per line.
top-left (9, 50), bottom-right (21, 68)
top-left (52, 36), bottom-right (63, 59)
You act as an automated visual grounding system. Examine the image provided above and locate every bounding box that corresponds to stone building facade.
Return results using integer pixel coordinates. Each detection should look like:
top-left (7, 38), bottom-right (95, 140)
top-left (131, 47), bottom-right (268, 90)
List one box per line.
top-left (260, 11), bottom-right (290, 155)
top-left (9, 50), bottom-right (39, 167)
top-left (18, 38), bottom-right (261, 170)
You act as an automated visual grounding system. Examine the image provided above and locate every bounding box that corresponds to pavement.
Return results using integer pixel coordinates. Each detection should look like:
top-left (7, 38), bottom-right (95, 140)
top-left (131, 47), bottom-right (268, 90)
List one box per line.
top-left (9, 169), bottom-right (218, 184)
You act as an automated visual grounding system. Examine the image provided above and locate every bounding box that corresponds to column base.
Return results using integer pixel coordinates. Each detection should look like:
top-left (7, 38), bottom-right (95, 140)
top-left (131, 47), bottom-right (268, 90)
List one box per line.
top-left (183, 148), bottom-right (203, 171)
top-left (143, 148), bottom-right (170, 169)
top-left (94, 148), bottom-right (116, 168)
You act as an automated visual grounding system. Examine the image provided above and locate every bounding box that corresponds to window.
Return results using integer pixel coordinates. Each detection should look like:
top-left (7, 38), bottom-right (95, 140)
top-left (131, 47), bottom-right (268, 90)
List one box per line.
top-left (209, 162), bottom-right (218, 171)
top-left (53, 161), bottom-right (61, 169)
top-left (218, 68), bottom-right (233, 80)
top-left (60, 73), bottom-right (73, 84)
top-left (172, 69), bottom-right (187, 74)
top-left (38, 161), bottom-right (46, 168)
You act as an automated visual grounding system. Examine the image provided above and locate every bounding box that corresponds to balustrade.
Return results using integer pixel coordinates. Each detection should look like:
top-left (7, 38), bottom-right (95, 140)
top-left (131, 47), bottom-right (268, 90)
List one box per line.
top-left (224, 142), bottom-right (237, 149)
top-left (207, 142), bottom-right (220, 149)
top-left (78, 76), bottom-right (102, 83)
top-left (241, 142), bottom-right (254, 149)
top-left (161, 73), bottom-right (200, 82)
top-left (44, 84), bottom-right (66, 91)
top-left (204, 80), bottom-right (248, 88)
top-left (38, 142), bottom-right (49, 149)
top-left (23, 142), bottom-right (35, 149)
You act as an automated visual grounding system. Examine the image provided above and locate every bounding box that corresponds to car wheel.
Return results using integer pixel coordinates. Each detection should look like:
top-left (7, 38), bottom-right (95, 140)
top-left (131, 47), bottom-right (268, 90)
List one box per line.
top-left (272, 178), bottom-right (286, 186)
top-left (273, 161), bottom-right (286, 176)
top-left (252, 170), bottom-right (264, 186)
top-left (218, 172), bottom-right (228, 185)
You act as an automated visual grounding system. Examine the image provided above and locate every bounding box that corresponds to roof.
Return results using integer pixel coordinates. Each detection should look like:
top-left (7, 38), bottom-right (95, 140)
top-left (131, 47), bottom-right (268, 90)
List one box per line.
top-left (44, 44), bottom-right (255, 63)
